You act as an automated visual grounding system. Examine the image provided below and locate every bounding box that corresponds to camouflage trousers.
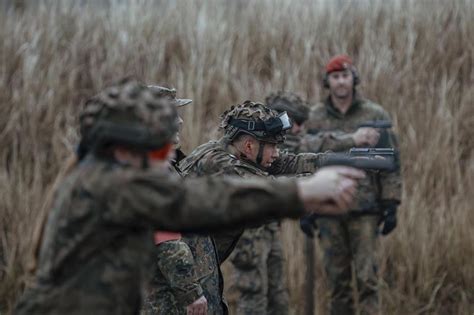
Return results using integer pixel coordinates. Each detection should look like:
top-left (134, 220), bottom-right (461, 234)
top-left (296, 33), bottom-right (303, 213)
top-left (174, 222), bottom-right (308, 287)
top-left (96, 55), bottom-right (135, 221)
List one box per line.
top-left (317, 215), bottom-right (380, 315)
top-left (230, 222), bottom-right (289, 315)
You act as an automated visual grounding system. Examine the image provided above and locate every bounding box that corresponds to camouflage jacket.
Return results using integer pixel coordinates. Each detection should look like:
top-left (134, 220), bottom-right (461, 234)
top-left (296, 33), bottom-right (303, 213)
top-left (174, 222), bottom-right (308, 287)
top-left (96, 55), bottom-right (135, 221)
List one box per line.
top-left (172, 138), bottom-right (324, 314)
top-left (15, 155), bottom-right (305, 315)
top-left (143, 150), bottom-right (206, 315)
top-left (305, 96), bottom-right (402, 210)
top-left (144, 239), bottom-right (203, 315)
top-left (179, 137), bottom-right (324, 181)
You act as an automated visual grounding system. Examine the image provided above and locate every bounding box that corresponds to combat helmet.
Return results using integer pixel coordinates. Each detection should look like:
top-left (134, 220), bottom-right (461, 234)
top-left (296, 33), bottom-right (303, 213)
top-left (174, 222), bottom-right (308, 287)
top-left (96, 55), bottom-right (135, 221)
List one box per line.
top-left (78, 78), bottom-right (179, 160)
top-left (265, 91), bottom-right (309, 125)
top-left (220, 100), bottom-right (291, 144)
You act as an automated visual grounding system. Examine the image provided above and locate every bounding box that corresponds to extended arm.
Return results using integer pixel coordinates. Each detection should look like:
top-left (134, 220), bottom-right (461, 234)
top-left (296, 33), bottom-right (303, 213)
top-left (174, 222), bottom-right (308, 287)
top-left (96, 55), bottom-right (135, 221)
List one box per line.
top-left (104, 171), bottom-right (305, 232)
top-left (268, 151), bottom-right (325, 176)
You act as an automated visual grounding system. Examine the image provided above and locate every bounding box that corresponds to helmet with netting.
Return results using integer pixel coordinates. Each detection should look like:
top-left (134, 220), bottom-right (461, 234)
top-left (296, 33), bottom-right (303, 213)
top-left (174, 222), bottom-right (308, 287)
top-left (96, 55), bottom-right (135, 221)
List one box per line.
top-left (265, 91), bottom-right (309, 125)
top-left (220, 100), bottom-right (291, 144)
top-left (78, 78), bottom-right (178, 159)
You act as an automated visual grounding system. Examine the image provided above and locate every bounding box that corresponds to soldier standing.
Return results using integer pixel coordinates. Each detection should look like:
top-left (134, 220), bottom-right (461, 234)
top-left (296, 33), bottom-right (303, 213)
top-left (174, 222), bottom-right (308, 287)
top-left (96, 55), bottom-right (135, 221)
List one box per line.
top-left (179, 101), bottom-right (329, 315)
top-left (266, 92), bottom-right (316, 315)
top-left (14, 79), bottom-right (364, 315)
top-left (142, 85), bottom-right (209, 315)
top-left (301, 55), bottom-right (402, 315)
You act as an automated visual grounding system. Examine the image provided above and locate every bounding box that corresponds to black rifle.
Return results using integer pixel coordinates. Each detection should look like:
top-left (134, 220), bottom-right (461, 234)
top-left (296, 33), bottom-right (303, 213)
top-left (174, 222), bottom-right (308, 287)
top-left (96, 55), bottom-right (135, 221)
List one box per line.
top-left (319, 148), bottom-right (397, 172)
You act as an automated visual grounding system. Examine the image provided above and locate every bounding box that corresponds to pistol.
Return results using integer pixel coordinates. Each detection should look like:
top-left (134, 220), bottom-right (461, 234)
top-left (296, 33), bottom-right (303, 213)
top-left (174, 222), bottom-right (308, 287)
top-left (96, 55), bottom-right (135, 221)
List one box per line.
top-left (357, 120), bottom-right (392, 129)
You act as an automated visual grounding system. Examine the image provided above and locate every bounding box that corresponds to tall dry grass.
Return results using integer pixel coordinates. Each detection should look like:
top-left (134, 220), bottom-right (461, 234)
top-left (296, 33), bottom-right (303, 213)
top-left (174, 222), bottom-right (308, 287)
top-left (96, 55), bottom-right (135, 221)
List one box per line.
top-left (0, 0), bottom-right (472, 314)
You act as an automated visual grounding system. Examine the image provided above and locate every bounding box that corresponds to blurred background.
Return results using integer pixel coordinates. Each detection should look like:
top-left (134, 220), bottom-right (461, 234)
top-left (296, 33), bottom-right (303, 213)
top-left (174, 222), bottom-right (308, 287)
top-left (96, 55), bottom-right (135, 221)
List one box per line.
top-left (0, 0), bottom-right (472, 314)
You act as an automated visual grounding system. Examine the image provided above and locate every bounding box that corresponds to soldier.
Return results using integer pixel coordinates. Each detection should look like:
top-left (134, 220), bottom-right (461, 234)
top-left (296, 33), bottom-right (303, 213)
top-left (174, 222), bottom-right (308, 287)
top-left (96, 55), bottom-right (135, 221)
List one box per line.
top-left (266, 91), bottom-right (311, 314)
top-left (142, 85), bottom-right (209, 315)
top-left (266, 91), bottom-right (310, 154)
top-left (178, 101), bottom-right (333, 315)
top-left (301, 55), bottom-right (402, 315)
top-left (14, 78), bottom-right (364, 315)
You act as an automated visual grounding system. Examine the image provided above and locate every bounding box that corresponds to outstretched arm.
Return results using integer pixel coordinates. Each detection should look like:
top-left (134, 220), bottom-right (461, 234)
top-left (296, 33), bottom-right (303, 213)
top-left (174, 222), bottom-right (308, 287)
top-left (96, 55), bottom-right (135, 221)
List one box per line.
top-left (104, 171), bottom-right (305, 232)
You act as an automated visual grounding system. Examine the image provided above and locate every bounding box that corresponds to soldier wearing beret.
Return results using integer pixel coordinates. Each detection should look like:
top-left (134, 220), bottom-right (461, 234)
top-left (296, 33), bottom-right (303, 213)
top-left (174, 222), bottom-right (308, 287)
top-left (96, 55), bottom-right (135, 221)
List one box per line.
top-left (301, 55), bottom-right (402, 315)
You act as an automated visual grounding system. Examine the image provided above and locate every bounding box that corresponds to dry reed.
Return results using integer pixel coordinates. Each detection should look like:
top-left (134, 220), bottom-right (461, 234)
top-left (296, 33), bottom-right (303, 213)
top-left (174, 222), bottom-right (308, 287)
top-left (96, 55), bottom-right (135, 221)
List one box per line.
top-left (0, 0), bottom-right (472, 314)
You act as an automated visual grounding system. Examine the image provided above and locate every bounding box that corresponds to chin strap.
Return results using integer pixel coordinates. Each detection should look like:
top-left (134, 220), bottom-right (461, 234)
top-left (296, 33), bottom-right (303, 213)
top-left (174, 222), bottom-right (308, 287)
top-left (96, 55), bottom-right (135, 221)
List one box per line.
top-left (256, 141), bottom-right (265, 166)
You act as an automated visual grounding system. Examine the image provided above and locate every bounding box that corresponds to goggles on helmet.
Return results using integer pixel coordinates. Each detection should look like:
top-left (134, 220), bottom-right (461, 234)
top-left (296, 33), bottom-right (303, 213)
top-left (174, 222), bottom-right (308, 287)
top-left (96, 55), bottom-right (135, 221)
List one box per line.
top-left (228, 112), bottom-right (292, 135)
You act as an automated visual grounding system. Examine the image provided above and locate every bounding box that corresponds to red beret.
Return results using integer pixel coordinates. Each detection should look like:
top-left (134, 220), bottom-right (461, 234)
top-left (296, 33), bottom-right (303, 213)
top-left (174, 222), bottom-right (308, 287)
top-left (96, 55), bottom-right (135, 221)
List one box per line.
top-left (325, 54), bottom-right (353, 74)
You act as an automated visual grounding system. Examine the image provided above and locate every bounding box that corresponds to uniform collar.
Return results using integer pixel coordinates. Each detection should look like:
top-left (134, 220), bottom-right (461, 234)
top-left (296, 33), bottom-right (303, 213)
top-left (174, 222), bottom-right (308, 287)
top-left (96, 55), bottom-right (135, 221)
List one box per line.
top-left (325, 93), bottom-right (362, 119)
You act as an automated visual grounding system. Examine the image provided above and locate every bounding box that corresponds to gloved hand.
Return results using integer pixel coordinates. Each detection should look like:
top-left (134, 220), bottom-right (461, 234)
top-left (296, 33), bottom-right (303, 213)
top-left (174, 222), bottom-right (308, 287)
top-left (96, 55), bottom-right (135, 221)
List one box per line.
top-left (300, 214), bottom-right (318, 238)
top-left (380, 201), bottom-right (398, 236)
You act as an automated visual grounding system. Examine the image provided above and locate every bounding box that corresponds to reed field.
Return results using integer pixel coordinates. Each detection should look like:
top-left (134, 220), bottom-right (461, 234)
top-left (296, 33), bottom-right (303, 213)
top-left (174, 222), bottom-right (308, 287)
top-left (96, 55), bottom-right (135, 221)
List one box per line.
top-left (0, 0), bottom-right (473, 314)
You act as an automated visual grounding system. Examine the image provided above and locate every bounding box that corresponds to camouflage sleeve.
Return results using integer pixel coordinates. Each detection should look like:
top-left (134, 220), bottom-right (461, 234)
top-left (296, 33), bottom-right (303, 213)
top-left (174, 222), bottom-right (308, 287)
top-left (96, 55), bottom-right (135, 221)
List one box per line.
top-left (268, 152), bottom-right (324, 175)
top-left (155, 240), bottom-right (204, 305)
top-left (103, 171), bottom-right (305, 232)
top-left (377, 110), bottom-right (402, 203)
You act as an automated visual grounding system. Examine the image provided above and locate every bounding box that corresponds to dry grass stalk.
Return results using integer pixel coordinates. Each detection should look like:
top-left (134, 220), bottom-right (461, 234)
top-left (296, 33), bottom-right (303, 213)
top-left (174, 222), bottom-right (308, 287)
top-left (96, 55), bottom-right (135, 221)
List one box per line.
top-left (0, 0), bottom-right (472, 314)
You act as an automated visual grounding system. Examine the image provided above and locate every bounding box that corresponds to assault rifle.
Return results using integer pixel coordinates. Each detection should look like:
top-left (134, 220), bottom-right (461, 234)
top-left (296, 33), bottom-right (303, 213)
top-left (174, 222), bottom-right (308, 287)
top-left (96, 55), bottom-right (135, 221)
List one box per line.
top-left (319, 148), bottom-right (397, 172)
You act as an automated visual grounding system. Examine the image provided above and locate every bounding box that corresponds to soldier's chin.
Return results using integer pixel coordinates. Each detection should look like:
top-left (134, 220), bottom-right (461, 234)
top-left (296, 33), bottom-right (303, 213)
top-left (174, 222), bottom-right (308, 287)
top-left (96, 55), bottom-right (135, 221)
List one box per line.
top-left (334, 88), bottom-right (351, 98)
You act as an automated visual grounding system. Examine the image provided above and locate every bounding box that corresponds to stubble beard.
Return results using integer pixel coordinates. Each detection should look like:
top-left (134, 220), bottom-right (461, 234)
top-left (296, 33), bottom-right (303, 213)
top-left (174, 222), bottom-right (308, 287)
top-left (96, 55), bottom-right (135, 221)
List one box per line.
top-left (332, 85), bottom-right (352, 100)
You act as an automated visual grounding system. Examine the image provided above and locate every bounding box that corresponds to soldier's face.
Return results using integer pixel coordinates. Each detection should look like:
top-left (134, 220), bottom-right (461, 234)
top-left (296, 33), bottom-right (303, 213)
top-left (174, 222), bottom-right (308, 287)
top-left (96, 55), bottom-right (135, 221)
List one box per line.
top-left (173, 114), bottom-right (184, 147)
top-left (327, 69), bottom-right (354, 99)
top-left (251, 142), bottom-right (279, 168)
top-left (291, 122), bottom-right (304, 135)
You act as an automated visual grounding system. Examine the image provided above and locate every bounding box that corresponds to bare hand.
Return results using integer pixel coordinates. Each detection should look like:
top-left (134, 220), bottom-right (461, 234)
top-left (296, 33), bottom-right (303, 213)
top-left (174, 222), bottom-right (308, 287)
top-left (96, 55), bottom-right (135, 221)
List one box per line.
top-left (186, 296), bottom-right (208, 315)
top-left (352, 127), bottom-right (380, 147)
top-left (297, 166), bottom-right (365, 215)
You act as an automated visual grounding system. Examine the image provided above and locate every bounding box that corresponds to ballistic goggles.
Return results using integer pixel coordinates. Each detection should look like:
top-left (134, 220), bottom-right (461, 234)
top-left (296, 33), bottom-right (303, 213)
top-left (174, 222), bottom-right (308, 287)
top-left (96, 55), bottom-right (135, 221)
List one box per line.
top-left (228, 112), bottom-right (292, 135)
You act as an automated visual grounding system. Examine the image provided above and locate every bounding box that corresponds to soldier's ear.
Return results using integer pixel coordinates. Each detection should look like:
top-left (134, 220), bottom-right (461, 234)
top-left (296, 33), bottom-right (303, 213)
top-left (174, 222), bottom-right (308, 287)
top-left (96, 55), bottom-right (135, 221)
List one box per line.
top-left (244, 137), bottom-right (255, 152)
top-left (322, 74), bottom-right (330, 89)
top-left (352, 69), bottom-right (360, 86)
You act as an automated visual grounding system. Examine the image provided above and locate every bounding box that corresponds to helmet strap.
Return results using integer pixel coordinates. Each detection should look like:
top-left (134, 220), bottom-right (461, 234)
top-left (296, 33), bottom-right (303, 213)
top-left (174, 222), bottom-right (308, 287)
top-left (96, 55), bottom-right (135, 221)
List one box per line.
top-left (256, 141), bottom-right (265, 166)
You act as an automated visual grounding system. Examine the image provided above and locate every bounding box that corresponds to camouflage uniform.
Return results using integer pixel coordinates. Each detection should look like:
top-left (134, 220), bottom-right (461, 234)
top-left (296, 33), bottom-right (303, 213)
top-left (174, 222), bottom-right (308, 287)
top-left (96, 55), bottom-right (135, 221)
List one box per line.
top-left (178, 101), bottom-right (322, 315)
top-left (140, 86), bottom-right (209, 315)
top-left (265, 92), bottom-right (310, 315)
top-left (305, 95), bottom-right (402, 315)
top-left (14, 80), bottom-right (308, 315)
top-left (142, 149), bottom-right (211, 315)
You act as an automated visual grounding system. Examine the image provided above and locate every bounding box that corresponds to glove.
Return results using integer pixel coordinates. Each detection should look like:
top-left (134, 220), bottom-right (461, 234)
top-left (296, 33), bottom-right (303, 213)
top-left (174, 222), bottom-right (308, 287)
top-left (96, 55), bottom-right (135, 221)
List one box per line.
top-left (380, 201), bottom-right (398, 236)
top-left (300, 214), bottom-right (318, 238)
